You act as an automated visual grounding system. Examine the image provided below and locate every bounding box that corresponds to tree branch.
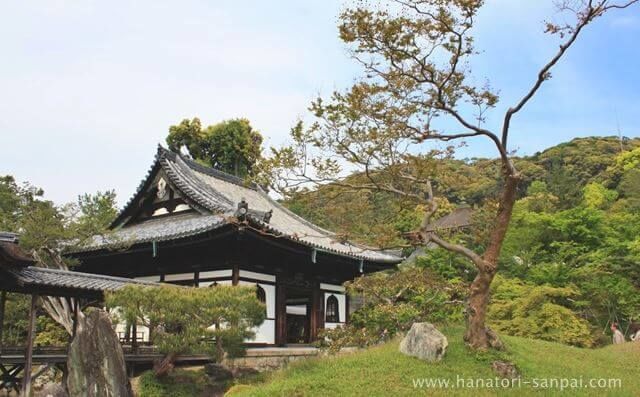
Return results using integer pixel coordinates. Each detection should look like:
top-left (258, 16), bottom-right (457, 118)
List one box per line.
top-left (501, 0), bottom-right (639, 148)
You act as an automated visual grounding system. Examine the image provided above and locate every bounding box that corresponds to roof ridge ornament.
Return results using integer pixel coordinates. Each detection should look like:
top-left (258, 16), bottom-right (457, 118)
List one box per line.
top-left (263, 209), bottom-right (273, 224)
top-left (235, 198), bottom-right (248, 221)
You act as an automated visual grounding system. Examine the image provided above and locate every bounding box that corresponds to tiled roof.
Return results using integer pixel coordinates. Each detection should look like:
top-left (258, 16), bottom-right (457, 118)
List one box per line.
top-left (77, 146), bottom-right (401, 264)
top-left (5, 266), bottom-right (159, 293)
top-left (75, 213), bottom-right (227, 252)
top-left (0, 232), bottom-right (36, 267)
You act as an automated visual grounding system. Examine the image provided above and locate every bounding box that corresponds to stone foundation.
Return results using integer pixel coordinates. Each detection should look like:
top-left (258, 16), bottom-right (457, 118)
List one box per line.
top-left (223, 347), bottom-right (319, 371)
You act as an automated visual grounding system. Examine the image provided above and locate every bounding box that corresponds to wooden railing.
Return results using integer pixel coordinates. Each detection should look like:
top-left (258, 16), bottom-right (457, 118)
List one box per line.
top-left (0, 344), bottom-right (159, 358)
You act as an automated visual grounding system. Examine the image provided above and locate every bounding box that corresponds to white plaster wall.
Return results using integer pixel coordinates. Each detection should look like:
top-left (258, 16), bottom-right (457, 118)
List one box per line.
top-left (164, 272), bottom-right (195, 282)
top-left (320, 283), bottom-right (346, 293)
top-left (111, 289), bottom-right (156, 343)
top-left (286, 305), bottom-right (307, 315)
top-left (199, 269), bottom-right (232, 279)
top-left (199, 279), bottom-right (233, 287)
top-left (238, 280), bottom-right (275, 318)
top-left (134, 275), bottom-right (161, 282)
top-left (247, 319), bottom-right (275, 344)
top-left (238, 275), bottom-right (276, 343)
top-left (114, 322), bottom-right (150, 342)
top-left (239, 270), bottom-right (276, 282)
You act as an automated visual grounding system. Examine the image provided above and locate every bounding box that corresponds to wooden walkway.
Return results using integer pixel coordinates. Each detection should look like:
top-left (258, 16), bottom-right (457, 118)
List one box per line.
top-left (0, 346), bottom-right (213, 394)
top-left (0, 348), bottom-right (213, 365)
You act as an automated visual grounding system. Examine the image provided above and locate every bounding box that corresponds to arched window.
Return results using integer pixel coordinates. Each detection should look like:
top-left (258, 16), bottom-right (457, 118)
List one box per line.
top-left (256, 284), bottom-right (266, 304)
top-left (326, 295), bottom-right (340, 323)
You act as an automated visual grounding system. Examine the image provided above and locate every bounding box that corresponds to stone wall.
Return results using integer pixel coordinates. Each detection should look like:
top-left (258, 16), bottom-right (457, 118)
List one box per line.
top-left (223, 347), bottom-right (319, 371)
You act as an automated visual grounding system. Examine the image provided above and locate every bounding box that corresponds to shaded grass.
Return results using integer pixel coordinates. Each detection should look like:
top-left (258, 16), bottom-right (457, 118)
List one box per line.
top-left (138, 368), bottom-right (210, 397)
top-left (228, 326), bottom-right (640, 396)
top-left (136, 367), bottom-right (268, 397)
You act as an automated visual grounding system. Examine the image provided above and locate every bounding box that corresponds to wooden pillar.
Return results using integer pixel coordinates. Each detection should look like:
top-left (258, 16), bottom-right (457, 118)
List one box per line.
top-left (231, 263), bottom-right (239, 286)
top-left (131, 322), bottom-right (138, 354)
top-left (275, 284), bottom-right (286, 346)
top-left (22, 294), bottom-right (37, 397)
top-left (345, 293), bottom-right (350, 324)
top-left (0, 291), bottom-right (6, 355)
top-left (310, 284), bottom-right (323, 342)
top-left (232, 231), bottom-right (243, 286)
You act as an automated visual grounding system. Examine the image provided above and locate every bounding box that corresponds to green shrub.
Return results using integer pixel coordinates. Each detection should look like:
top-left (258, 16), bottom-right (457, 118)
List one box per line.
top-left (489, 276), bottom-right (595, 347)
top-left (106, 284), bottom-right (265, 376)
top-left (317, 268), bottom-right (466, 352)
top-left (138, 369), bottom-right (208, 397)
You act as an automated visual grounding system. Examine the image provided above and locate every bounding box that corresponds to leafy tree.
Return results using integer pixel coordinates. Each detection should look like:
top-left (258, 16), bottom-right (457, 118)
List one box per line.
top-left (167, 118), bottom-right (263, 177)
top-left (489, 276), bottom-right (595, 347)
top-left (263, 0), bottom-right (638, 350)
top-left (1, 293), bottom-right (68, 347)
top-left (582, 182), bottom-right (618, 209)
top-left (0, 175), bottom-right (119, 334)
top-left (0, 176), bottom-right (44, 231)
top-left (572, 266), bottom-right (640, 334)
top-left (498, 173), bottom-right (640, 340)
top-left (106, 284), bottom-right (265, 377)
top-left (75, 190), bottom-right (118, 234)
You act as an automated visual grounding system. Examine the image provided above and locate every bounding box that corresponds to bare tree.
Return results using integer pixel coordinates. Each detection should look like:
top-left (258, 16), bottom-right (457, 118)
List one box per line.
top-left (31, 249), bottom-right (82, 334)
top-left (263, 0), bottom-right (638, 349)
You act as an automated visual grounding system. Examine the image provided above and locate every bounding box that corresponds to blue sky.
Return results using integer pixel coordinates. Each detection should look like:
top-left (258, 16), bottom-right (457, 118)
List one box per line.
top-left (1, 0), bottom-right (639, 206)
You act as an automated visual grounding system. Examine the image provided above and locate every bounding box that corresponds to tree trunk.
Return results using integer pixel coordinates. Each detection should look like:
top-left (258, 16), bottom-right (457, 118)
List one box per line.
top-left (153, 353), bottom-right (177, 378)
top-left (464, 173), bottom-right (520, 350)
top-left (67, 310), bottom-right (133, 397)
top-left (464, 268), bottom-right (497, 349)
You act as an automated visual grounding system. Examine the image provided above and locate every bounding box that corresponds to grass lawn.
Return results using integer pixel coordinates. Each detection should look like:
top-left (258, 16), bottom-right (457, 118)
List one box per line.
top-left (228, 326), bottom-right (640, 396)
top-left (135, 366), bottom-right (268, 397)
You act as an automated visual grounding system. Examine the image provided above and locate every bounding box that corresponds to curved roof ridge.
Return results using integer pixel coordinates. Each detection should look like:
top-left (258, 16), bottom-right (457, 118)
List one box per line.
top-left (178, 153), bottom-right (259, 189)
top-left (161, 154), bottom-right (235, 213)
top-left (110, 146), bottom-right (164, 228)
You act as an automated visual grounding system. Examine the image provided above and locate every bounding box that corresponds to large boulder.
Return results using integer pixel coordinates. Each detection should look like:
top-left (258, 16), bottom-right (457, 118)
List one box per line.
top-left (66, 310), bottom-right (133, 397)
top-left (399, 323), bottom-right (448, 362)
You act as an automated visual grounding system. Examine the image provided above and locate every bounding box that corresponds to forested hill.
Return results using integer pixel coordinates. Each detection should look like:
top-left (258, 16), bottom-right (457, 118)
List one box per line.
top-left (526, 136), bottom-right (640, 204)
top-left (286, 136), bottom-right (640, 346)
top-left (286, 136), bottom-right (640, 245)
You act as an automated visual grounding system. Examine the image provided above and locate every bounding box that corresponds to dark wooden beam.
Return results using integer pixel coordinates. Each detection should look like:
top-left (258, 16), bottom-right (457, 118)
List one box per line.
top-left (21, 293), bottom-right (37, 397)
top-left (310, 283), bottom-right (321, 341)
top-left (132, 322), bottom-right (138, 355)
top-left (345, 294), bottom-right (350, 324)
top-left (275, 284), bottom-right (286, 346)
top-left (0, 291), bottom-right (6, 355)
top-left (231, 264), bottom-right (239, 286)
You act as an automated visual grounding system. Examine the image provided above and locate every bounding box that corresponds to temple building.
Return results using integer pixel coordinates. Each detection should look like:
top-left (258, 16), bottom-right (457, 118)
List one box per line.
top-left (71, 146), bottom-right (402, 345)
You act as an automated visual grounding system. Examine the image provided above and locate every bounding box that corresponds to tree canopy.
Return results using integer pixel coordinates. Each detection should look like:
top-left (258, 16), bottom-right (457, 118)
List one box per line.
top-left (106, 284), bottom-right (265, 376)
top-left (0, 175), bottom-right (119, 347)
top-left (167, 118), bottom-right (263, 178)
top-left (262, 0), bottom-right (639, 350)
